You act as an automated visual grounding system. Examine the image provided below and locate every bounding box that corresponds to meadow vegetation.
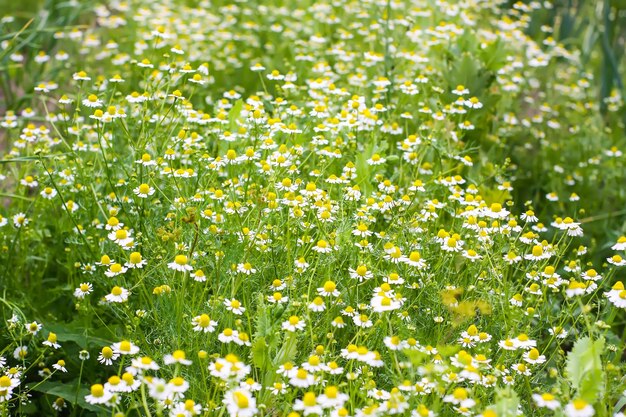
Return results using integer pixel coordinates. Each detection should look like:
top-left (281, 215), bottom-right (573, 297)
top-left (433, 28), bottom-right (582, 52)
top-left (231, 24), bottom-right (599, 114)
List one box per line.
top-left (0, 0), bottom-right (625, 416)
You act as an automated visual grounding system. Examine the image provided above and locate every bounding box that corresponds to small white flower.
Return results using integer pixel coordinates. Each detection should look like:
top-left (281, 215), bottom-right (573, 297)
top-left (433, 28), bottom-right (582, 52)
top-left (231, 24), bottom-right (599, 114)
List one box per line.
top-left (168, 255), bottom-right (193, 272)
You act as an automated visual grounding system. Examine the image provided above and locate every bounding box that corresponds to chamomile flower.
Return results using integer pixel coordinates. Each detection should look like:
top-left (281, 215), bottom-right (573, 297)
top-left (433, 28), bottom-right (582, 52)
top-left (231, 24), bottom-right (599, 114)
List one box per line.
top-left (605, 281), bottom-right (626, 308)
top-left (74, 282), bottom-right (93, 298)
top-left (349, 265), bottom-right (373, 281)
top-left (116, 372), bottom-right (143, 394)
top-left (223, 389), bottom-right (258, 417)
top-left (13, 345), bottom-right (28, 360)
top-left (312, 239), bottom-right (334, 253)
top-left (532, 393), bottom-right (560, 410)
top-left (353, 314), bottom-right (373, 328)
top-left (332, 316), bottom-right (346, 328)
top-left (521, 210), bottom-right (538, 222)
top-left (370, 293), bottom-right (402, 312)
top-left (104, 263), bottom-right (127, 277)
top-left (52, 360), bottom-right (67, 373)
top-left (290, 368), bottom-right (317, 388)
top-left (130, 356), bottom-right (160, 372)
top-left (218, 328), bottom-right (239, 344)
top-left (163, 350), bottom-right (192, 366)
top-left (20, 175), bottom-right (38, 188)
top-left (177, 262), bottom-right (199, 277)
top-left (105, 286), bottom-right (129, 303)
top-left (452, 85), bottom-right (470, 95)
top-left (126, 252), bottom-right (147, 268)
top-left (104, 375), bottom-right (126, 393)
top-left (43, 332), bottom-right (61, 349)
top-left (294, 392), bottom-right (324, 416)
top-left (12, 213), bottom-right (28, 228)
top-left (133, 183), bottom-right (155, 198)
top-left (82, 94), bottom-right (103, 108)
top-left (237, 262), bottom-right (257, 275)
top-left (611, 236), bottom-right (626, 251)
top-left (25, 321), bottom-right (42, 335)
top-left (282, 315), bottom-right (306, 332)
top-left (146, 377), bottom-right (172, 401)
top-left (523, 348), bottom-right (546, 364)
top-left (98, 346), bottom-right (119, 365)
top-left (51, 397), bottom-right (66, 411)
top-left (111, 340), bottom-right (140, 355)
top-left (224, 298), bottom-right (246, 315)
top-left (308, 297), bottom-right (326, 312)
top-left (85, 384), bottom-right (113, 405)
top-left (192, 314), bottom-right (217, 333)
top-left (168, 376), bottom-right (189, 394)
top-left (318, 280), bottom-right (340, 297)
top-left (608, 255), bottom-right (626, 266)
top-left (169, 254), bottom-right (193, 271)
top-left (109, 229), bottom-right (133, 246)
top-left (565, 399), bottom-right (595, 417)
top-left (443, 387), bottom-right (475, 408)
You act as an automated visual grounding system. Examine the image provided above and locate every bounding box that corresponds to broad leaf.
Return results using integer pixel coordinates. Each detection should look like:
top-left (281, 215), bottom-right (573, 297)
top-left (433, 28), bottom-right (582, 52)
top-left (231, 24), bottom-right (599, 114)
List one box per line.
top-left (566, 336), bottom-right (606, 403)
top-left (33, 380), bottom-right (107, 413)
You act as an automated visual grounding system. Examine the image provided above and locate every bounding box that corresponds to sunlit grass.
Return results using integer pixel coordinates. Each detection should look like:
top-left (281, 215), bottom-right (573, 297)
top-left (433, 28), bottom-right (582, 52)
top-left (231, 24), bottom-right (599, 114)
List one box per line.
top-left (0, 1), bottom-right (625, 416)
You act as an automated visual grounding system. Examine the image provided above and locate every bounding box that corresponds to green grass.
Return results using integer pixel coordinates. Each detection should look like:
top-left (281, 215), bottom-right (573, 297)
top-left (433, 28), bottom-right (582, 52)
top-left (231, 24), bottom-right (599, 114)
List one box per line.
top-left (0, 0), bottom-right (625, 416)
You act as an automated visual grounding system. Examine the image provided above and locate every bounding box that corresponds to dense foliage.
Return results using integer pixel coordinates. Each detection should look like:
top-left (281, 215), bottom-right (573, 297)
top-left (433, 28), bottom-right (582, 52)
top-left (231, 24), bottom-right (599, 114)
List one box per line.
top-left (0, 0), bottom-right (625, 416)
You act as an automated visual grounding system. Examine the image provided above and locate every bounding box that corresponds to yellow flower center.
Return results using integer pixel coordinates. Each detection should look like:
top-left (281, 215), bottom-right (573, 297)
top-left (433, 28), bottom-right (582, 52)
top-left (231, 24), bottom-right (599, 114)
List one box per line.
top-left (0, 376), bottom-right (11, 388)
top-left (90, 384), bottom-right (105, 397)
top-left (234, 391), bottom-right (249, 408)
top-left (573, 399), bottom-right (588, 410)
top-left (303, 392), bottom-right (317, 407)
top-left (453, 387), bottom-right (468, 400)
top-left (101, 346), bottom-right (113, 358)
top-left (130, 252), bottom-right (142, 264)
top-left (198, 314), bottom-right (211, 327)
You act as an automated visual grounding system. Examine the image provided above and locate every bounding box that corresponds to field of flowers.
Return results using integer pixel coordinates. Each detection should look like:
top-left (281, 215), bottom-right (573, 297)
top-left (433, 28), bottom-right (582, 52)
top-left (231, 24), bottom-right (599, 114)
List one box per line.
top-left (1, 0), bottom-right (626, 416)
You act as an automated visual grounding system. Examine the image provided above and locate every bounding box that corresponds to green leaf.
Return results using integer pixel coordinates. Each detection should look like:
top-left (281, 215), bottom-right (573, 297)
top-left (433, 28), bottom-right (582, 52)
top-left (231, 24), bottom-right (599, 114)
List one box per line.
top-left (33, 380), bottom-right (108, 413)
top-left (251, 337), bottom-right (270, 370)
top-left (479, 186), bottom-right (511, 205)
top-left (613, 395), bottom-right (626, 415)
top-left (228, 99), bottom-right (243, 131)
top-left (44, 322), bottom-right (114, 349)
top-left (480, 38), bottom-right (507, 72)
top-left (355, 143), bottom-right (373, 197)
top-left (273, 333), bottom-right (298, 366)
top-left (492, 387), bottom-right (520, 417)
top-left (403, 348), bottom-right (428, 366)
top-left (253, 297), bottom-right (272, 338)
top-left (566, 336), bottom-right (606, 403)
